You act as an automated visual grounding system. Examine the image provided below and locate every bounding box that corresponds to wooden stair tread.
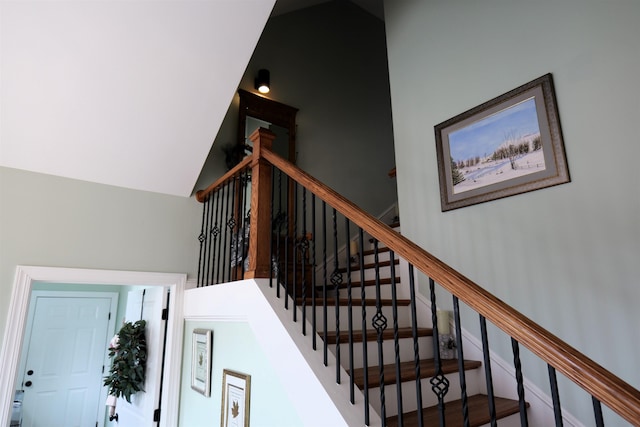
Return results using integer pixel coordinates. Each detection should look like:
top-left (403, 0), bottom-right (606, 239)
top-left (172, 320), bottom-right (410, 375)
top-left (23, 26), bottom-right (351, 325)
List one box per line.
top-left (322, 326), bottom-right (433, 344)
top-left (350, 358), bottom-right (482, 388)
top-left (297, 297), bottom-right (411, 306)
top-left (362, 246), bottom-right (391, 256)
top-left (386, 394), bottom-right (527, 427)
top-left (314, 277), bottom-right (401, 290)
top-left (337, 258), bottom-right (399, 273)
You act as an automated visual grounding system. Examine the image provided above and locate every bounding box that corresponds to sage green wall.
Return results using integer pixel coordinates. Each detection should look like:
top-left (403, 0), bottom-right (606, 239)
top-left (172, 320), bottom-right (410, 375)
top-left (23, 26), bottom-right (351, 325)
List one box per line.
top-left (0, 166), bottom-right (202, 344)
top-left (385, 0), bottom-right (640, 424)
top-left (195, 1), bottom-right (397, 217)
top-left (179, 321), bottom-right (302, 427)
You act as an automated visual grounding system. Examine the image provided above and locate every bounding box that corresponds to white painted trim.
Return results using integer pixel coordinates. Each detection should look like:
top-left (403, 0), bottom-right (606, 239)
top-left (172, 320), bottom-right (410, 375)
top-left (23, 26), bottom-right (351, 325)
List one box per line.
top-left (0, 266), bottom-right (186, 427)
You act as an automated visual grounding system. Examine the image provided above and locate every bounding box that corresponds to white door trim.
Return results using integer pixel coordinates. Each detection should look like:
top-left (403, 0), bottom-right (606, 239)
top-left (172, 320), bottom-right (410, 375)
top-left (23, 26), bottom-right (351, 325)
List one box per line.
top-left (0, 265), bottom-right (186, 427)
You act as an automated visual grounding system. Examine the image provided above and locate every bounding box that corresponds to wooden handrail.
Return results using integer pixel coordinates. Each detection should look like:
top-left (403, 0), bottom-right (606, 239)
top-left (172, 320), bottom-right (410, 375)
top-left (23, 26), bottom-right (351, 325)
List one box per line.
top-left (195, 155), bottom-right (252, 203)
top-left (260, 148), bottom-right (640, 425)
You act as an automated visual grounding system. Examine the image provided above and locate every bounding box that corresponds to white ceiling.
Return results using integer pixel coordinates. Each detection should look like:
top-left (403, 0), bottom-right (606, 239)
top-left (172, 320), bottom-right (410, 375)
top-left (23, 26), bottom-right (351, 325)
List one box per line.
top-left (0, 0), bottom-right (381, 197)
top-left (0, 0), bottom-right (276, 197)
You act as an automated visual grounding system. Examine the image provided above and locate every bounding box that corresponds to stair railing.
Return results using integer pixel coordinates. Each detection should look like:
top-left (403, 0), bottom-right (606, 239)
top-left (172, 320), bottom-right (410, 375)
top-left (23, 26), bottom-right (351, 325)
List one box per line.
top-left (196, 128), bottom-right (640, 427)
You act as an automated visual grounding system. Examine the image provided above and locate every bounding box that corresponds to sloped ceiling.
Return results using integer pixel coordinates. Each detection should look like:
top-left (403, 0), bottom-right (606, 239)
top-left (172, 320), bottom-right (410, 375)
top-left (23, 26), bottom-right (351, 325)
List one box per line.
top-left (0, 0), bottom-right (276, 197)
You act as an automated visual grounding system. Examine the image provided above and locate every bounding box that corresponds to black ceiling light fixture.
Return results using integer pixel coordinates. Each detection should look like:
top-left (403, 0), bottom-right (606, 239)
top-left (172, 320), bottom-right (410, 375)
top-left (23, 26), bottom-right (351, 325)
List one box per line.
top-left (254, 69), bottom-right (270, 94)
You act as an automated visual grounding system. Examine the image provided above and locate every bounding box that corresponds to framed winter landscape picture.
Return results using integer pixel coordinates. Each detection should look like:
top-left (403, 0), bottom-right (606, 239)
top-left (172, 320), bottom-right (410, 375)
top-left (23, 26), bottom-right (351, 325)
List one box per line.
top-left (434, 73), bottom-right (570, 211)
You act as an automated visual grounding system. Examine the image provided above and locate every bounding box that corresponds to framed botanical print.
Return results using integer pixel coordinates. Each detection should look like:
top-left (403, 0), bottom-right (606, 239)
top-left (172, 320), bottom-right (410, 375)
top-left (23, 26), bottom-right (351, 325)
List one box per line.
top-left (220, 369), bottom-right (251, 427)
top-left (191, 329), bottom-right (212, 396)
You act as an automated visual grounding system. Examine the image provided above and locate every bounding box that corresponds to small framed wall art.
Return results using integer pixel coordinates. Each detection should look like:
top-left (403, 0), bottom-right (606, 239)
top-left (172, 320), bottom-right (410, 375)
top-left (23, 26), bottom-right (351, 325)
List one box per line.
top-left (220, 369), bottom-right (251, 427)
top-left (434, 73), bottom-right (570, 211)
top-left (191, 329), bottom-right (213, 396)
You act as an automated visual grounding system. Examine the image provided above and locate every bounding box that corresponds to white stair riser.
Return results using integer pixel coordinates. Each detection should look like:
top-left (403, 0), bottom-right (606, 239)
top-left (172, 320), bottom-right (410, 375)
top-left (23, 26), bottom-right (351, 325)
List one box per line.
top-left (346, 265), bottom-right (398, 282)
top-left (360, 252), bottom-right (399, 266)
top-left (334, 283), bottom-right (414, 301)
top-left (365, 366), bottom-right (484, 417)
top-left (327, 335), bottom-right (434, 370)
top-left (313, 266), bottom-right (396, 288)
top-left (306, 305), bottom-right (415, 332)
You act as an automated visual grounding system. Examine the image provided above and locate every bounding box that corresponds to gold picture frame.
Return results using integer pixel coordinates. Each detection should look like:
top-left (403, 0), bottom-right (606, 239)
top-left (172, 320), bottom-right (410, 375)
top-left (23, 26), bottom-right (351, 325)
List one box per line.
top-left (220, 369), bottom-right (251, 427)
top-left (191, 329), bottom-right (212, 396)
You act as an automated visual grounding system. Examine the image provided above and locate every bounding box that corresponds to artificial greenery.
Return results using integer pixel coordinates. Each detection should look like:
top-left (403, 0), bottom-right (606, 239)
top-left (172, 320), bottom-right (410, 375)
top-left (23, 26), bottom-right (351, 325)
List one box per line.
top-left (103, 319), bottom-right (147, 403)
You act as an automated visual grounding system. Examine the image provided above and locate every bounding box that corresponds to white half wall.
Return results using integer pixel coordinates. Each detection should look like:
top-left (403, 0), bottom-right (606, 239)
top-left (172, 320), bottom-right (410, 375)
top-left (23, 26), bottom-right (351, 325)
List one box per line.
top-left (182, 280), bottom-right (368, 427)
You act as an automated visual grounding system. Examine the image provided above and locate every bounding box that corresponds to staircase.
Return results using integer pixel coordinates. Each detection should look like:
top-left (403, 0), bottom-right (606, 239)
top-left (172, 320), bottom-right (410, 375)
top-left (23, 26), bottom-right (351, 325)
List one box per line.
top-left (195, 130), bottom-right (640, 427)
top-left (309, 222), bottom-right (525, 426)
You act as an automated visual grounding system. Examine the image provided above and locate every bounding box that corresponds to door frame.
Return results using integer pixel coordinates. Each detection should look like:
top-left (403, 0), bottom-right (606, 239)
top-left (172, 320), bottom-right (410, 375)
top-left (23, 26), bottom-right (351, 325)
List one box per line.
top-left (0, 266), bottom-right (186, 427)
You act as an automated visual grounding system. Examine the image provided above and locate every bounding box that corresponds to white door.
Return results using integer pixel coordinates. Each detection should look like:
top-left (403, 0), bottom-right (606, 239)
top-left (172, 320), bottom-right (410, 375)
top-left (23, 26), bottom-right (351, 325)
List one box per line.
top-left (114, 288), bottom-right (168, 427)
top-left (20, 295), bottom-right (114, 427)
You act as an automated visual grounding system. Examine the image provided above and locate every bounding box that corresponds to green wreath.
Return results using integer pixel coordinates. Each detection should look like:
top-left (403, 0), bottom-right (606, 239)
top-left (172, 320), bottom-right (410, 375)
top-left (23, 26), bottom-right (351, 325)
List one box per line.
top-left (103, 319), bottom-right (147, 402)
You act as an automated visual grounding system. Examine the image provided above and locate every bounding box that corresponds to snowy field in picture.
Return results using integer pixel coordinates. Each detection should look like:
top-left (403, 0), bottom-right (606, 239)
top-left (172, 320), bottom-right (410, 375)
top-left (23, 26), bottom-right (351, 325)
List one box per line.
top-left (453, 144), bottom-right (545, 194)
top-left (448, 97), bottom-right (546, 195)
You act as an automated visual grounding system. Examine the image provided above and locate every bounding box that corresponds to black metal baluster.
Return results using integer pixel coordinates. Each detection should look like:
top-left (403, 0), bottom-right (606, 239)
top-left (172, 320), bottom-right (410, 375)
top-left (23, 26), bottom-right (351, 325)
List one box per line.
top-left (231, 174), bottom-right (240, 281)
top-left (511, 338), bottom-right (529, 426)
top-left (221, 180), bottom-right (231, 282)
top-left (331, 208), bottom-right (342, 384)
top-left (372, 240), bottom-right (387, 424)
top-left (429, 277), bottom-right (449, 427)
top-left (300, 187), bottom-right (308, 335)
top-left (227, 176), bottom-right (238, 283)
top-left (311, 194), bottom-right (317, 350)
top-left (210, 194), bottom-right (217, 285)
top-left (275, 169), bottom-right (283, 296)
top-left (479, 315), bottom-right (497, 427)
top-left (359, 229), bottom-right (370, 426)
top-left (408, 265), bottom-right (424, 427)
top-left (283, 175), bottom-right (290, 310)
top-left (592, 397), bottom-right (605, 427)
top-left (197, 195), bottom-right (208, 287)
top-left (322, 201), bottom-right (328, 366)
top-left (453, 296), bottom-right (470, 427)
top-left (215, 184), bottom-right (225, 284)
top-left (388, 249), bottom-right (403, 425)
top-left (345, 220), bottom-right (355, 404)
top-left (204, 195), bottom-right (212, 286)
top-left (269, 166), bottom-right (276, 289)
top-left (206, 192), bottom-right (215, 285)
top-left (293, 182), bottom-right (299, 322)
top-left (547, 365), bottom-right (563, 426)
top-left (240, 168), bottom-right (250, 280)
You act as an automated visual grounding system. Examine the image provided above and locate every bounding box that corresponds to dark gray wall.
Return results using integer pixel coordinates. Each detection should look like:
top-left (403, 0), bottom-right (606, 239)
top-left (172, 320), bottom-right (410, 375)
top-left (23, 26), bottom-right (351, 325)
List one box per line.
top-left (195, 1), bottom-right (397, 217)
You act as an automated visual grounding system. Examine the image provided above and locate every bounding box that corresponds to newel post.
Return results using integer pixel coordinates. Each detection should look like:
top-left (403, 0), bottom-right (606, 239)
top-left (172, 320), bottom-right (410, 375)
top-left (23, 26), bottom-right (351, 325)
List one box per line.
top-left (245, 128), bottom-right (276, 279)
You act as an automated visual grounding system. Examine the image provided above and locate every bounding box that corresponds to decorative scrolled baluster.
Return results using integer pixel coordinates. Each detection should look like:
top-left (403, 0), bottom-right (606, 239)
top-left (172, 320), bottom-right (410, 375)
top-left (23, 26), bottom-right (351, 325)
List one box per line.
top-left (429, 277), bottom-right (449, 427)
top-left (372, 240), bottom-right (388, 422)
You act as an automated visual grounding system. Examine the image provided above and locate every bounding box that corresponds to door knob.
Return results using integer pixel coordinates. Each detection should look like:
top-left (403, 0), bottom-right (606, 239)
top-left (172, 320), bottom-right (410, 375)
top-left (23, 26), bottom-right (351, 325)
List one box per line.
top-left (24, 381), bottom-right (33, 387)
